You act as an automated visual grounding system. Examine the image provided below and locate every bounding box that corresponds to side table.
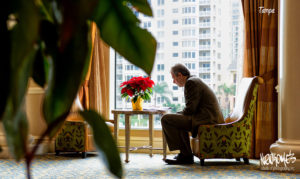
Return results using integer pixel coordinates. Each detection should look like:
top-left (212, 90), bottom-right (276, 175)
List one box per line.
top-left (111, 108), bottom-right (168, 163)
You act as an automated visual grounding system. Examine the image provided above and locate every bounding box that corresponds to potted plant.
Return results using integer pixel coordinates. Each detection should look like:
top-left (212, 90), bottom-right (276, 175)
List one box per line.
top-left (120, 76), bottom-right (154, 110)
top-left (1, 0), bottom-right (156, 178)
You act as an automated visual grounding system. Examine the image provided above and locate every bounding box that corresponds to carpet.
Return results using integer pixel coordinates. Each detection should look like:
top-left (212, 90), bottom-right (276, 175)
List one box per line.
top-left (0, 153), bottom-right (299, 178)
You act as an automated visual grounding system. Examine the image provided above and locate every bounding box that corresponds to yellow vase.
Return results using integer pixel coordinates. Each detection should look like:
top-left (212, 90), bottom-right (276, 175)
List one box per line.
top-left (131, 96), bottom-right (144, 111)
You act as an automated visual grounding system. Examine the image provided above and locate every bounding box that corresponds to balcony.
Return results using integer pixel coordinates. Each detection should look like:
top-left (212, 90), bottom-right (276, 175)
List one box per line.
top-left (199, 67), bottom-right (211, 73)
top-left (199, 34), bottom-right (211, 39)
top-left (199, 11), bottom-right (211, 17)
top-left (199, 56), bottom-right (210, 61)
top-left (199, 45), bottom-right (211, 50)
top-left (116, 69), bottom-right (123, 74)
top-left (116, 57), bottom-right (123, 63)
top-left (203, 79), bottom-right (211, 84)
top-left (199, 22), bottom-right (210, 27)
top-left (199, 0), bottom-right (210, 5)
top-left (116, 79), bottom-right (123, 85)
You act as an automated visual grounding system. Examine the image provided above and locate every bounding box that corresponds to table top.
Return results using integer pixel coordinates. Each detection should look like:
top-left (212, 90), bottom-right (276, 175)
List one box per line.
top-left (111, 107), bottom-right (170, 115)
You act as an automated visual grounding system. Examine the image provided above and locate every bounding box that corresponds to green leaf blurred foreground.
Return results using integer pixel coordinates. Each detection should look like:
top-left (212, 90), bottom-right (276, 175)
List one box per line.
top-left (1, 0), bottom-right (156, 178)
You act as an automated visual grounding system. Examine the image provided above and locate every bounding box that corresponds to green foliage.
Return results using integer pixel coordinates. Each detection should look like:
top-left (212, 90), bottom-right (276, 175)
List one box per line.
top-left (122, 88), bottom-right (153, 103)
top-left (2, 0), bottom-right (39, 162)
top-left (153, 82), bottom-right (172, 105)
top-left (140, 89), bottom-right (152, 102)
top-left (1, 0), bottom-right (156, 178)
top-left (120, 114), bottom-right (150, 128)
top-left (163, 102), bottom-right (184, 113)
top-left (153, 82), bottom-right (184, 113)
top-left (90, 0), bottom-right (156, 75)
top-left (217, 84), bottom-right (236, 117)
top-left (80, 110), bottom-right (123, 178)
top-left (217, 84), bottom-right (236, 96)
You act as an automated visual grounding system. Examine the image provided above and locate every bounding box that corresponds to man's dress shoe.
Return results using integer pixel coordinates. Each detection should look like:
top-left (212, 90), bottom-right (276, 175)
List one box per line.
top-left (165, 153), bottom-right (194, 165)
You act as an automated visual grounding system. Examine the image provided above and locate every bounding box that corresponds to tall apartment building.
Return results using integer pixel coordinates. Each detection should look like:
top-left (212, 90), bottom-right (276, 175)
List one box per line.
top-left (115, 0), bottom-right (243, 117)
top-left (214, 0), bottom-right (244, 116)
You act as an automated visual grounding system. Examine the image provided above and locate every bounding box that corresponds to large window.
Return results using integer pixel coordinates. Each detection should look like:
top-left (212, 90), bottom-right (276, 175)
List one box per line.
top-left (113, 0), bottom-right (244, 129)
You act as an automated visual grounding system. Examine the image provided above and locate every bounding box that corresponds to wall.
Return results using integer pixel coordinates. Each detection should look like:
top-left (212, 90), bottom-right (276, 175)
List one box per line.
top-left (0, 79), bottom-right (51, 158)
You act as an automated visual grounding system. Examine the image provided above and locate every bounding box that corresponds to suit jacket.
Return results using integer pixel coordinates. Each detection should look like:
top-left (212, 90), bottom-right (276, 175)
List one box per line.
top-left (181, 76), bottom-right (224, 137)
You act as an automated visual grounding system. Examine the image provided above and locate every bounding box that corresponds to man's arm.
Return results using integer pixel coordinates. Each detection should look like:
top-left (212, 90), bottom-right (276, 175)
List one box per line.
top-left (182, 80), bottom-right (201, 115)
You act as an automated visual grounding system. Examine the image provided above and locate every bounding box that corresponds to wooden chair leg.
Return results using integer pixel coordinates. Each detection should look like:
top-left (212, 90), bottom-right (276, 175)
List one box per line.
top-left (243, 158), bottom-right (249, 164)
top-left (200, 159), bottom-right (205, 166)
top-left (235, 158), bottom-right (240, 162)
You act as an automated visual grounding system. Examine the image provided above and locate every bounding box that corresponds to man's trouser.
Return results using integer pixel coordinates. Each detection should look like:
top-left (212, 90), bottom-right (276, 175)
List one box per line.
top-left (161, 113), bottom-right (193, 156)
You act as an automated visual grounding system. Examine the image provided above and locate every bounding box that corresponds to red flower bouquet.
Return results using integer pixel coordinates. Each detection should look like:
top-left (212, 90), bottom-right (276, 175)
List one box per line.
top-left (120, 76), bottom-right (155, 103)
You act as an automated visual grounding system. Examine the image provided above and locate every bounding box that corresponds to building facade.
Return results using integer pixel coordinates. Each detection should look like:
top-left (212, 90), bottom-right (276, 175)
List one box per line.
top-left (114, 0), bottom-right (244, 126)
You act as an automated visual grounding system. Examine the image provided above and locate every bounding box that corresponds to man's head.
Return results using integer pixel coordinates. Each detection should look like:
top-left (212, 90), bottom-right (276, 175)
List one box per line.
top-left (171, 64), bottom-right (190, 87)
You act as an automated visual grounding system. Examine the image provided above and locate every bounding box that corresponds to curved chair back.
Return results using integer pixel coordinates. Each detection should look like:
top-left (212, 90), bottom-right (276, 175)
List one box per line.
top-left (225, 77), bottom-right (258, 123)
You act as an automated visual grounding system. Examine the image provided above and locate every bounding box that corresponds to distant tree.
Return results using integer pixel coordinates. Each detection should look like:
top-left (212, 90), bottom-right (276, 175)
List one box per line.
top-left (153, 82), bottom-right (185, 113)
top-left (218, 84), bottom-right (236, 97)
top-left (163, 102), bottom-right (184, 113)
top-left (153, 82), bottom-right (172, 106)
top-left (217, 84), bottom-right (236, 117)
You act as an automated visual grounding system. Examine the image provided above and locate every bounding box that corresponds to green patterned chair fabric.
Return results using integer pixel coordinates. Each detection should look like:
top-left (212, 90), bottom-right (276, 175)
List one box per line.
top-left (191, 77), bottom-right (259, 165)
top-left (55, 121), bottom-right (86, 152)
top-left (54, 113), bottom-right (91, 158)
top-left (55, 96), bottom-right (95, 158)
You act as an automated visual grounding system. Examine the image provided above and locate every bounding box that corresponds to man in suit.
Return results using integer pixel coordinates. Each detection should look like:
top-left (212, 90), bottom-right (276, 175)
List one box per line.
top-left (162, 63), bottom-right (224, 164)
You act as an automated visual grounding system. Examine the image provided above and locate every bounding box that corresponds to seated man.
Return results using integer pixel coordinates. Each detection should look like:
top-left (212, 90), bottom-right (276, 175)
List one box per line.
top-left (161, 63), bottom-right (224, 165)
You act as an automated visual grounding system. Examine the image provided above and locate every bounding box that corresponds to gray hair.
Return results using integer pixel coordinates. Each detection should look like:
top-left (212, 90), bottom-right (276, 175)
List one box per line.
top-left (171, 63), bottom-right (190, 77)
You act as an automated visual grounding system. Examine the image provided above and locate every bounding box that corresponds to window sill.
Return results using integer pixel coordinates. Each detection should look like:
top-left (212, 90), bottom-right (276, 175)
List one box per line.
top-left (117, 128), bottom-right (163, 138)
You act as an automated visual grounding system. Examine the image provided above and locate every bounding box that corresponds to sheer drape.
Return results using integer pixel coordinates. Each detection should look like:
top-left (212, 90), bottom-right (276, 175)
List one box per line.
top-left (241, 0), bottom-right (278, 158)
top-left (78, 22), bottom-right (97, 109)
top-left (79, 22), bottom-right (110, 120)
top-left (88, 26), bottom-right (110, 119)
